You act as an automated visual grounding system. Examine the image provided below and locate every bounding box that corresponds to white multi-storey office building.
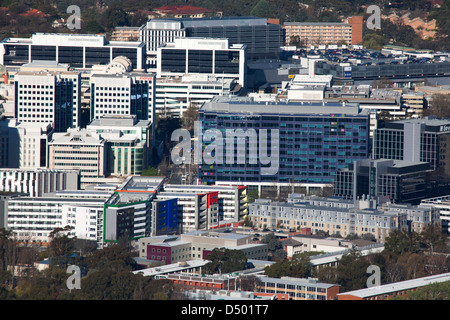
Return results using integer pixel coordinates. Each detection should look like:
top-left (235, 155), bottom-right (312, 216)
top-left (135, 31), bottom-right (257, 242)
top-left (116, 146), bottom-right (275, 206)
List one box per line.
top-left (157, 38), bottom-right (247, 87)
top-left (86, 115), bottom-right (152, 176)
top-left (0, 117), bottom-right (53, 169)
top-left (155, 74), bottom-right (239, 118)
top-left (0, 33), bottom-right (146, 70)
top-left (14, 69), bottom-right (81, 131)
top-left (89, 72), bottom-right (156, 144)
top-left (48, 128), bottom-right (107, 188)
top-left (7, 119), bottom-right (53, 169)
top-left (7, 190), bottom-right (112, 246)
top-left (140, 16), bottom-right (283, 70)
top-left (0, 169), bottom-right (79, 197)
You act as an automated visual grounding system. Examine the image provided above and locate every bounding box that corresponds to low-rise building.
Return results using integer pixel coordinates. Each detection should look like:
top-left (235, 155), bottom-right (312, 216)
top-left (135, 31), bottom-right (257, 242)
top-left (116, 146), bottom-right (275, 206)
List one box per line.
top-left (256, 276), bottom-right (340, 300)
top-left (138, 230), bottom-right (269, 265)
top-left (337, 272), bottom-right (450, 300)
top-left (282, 235), bottom-right (354, 258)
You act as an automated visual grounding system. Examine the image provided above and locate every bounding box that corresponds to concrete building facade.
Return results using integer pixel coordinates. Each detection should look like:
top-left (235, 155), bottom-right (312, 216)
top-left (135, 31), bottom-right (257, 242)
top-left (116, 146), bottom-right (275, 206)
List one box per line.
top-left (48, 128), bottom-right (107, 188)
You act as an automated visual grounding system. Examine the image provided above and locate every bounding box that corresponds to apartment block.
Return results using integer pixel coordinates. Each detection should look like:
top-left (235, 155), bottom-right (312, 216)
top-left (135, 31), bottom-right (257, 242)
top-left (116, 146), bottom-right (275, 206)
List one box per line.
top-left (256, 276), bottom-right (340, 300)
top-left (103, 176), bottom-right (165, 242)
top-left (5, 176), bottom-right (166, 247)
top-left (14, 69), bottom-right (81, 131)
top-left (402, 91), bottom-right (426, 117)
top-left (283, 16), bottom-right (363, 47)
top-left (157, 38), bottom-right (246, 86)
top-left (1, 118), bottom-right (53, 169)
top-left (151, 198), bottom-right (178, 236)
top-left (156, 191), bottom-right (219, 233)
top-left (249, 195), bottom-right (415, 242)
top-left (385, 202), bottom-right (441, 234)
top-left (161, 184), bottom-right (248, 222)
top-left (111, 27), bottom-right (141, 41)
top-left (104, 190), bottom-right (153, 242)
top-left (48, 128), bottom-right (107, 188)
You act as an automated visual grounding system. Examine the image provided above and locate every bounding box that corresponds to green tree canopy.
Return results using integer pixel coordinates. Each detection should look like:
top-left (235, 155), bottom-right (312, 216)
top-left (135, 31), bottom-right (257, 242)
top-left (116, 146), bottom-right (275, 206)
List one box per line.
top-left (250, 0), bottom-right (271, 18)
top-left (383, 229), bottom-right (421, 258)
top-left (391, 280), bottom-right (450, 300)
top-left (264, 252), bottom-right (313, 278)
top-left (204, 248), bottom-right (247, 274)
top-left (334, 250), bottom-right (371, 292)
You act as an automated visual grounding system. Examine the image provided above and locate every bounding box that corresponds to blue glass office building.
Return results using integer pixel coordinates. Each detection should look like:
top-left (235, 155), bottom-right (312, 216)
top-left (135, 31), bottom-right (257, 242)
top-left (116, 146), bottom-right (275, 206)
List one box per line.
top-left (197, 96), bottom-right (370, 186)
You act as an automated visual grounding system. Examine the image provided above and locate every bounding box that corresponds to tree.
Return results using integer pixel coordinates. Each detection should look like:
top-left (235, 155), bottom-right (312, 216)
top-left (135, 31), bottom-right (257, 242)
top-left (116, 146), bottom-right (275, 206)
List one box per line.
top-left (397, 252), bottom-right (427, 280)
top-left (383, 229), bottom-right (421, 258)
top-left (392, 280), bottom-right (450, 300)
top-left (289, 35), bottom-right (304, 48)
top-left (204, 248), bottom-right (247, 274)
top-left (363, 32), bottom-right (387, 51)
top-left (420, 224), bottom-right (448, 254)
top-left (423, 94), bottom-right (450, 119)
top-left (238, 274), bottom-right (261, 292)
top-left (141, 166), bottom-right (159, 176)
top-left (243, 215), bottom-right (253, 228)
top-left (260, 232), bottom-right (284, 260)
top-left (180, 104), bottom-right (199, 132)
top-left (250, 0), bottom-right (272, 18)
top-left (334, 250), bottom-right (371, 292)
top-left (48, 226), bottom-right (75, 268)
top-left (263, 252), bottom-right (313, 278)
top-left (84, 19), bottom-right (104, 34)
top-left (84, 243), bottom-right (137, 273)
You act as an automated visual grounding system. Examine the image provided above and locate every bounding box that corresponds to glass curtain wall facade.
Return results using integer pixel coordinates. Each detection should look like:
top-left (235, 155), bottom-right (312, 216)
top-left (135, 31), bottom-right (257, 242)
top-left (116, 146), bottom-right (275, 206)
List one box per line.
top-left (186, 23), bottom-right (282, 60)
top-left (198, 103), bottom-right (370, 185)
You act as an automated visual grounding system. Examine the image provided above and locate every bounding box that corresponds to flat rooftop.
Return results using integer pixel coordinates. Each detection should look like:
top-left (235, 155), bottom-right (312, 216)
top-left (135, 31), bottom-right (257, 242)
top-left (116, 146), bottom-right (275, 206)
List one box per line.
top-left (147, 16), bottom-right (268, 28)
top-left (117, 176), bottom-right (165, 192)
top-left (200, 96), bottom-right (366, 116)
top-left (132, 259), bottom-right (210, 277)
top-left (258, 276), bottom-right (339, 289)
top-left (337, 272), bottom-right (450, 298)
top-left (88, 115), bottom-right (151, 128)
